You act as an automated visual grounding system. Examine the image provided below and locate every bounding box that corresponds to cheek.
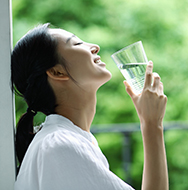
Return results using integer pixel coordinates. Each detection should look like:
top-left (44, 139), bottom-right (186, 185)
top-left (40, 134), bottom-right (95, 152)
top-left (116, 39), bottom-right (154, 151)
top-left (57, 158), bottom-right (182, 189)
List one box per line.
top-left (66, 55), bottom-right (93, 80)
top-left (64, 47), bottom-right (91, 63)
top-left (61, 48), bottom-right (95, 81)
top-left (65, 49), bottom-right (92, 68)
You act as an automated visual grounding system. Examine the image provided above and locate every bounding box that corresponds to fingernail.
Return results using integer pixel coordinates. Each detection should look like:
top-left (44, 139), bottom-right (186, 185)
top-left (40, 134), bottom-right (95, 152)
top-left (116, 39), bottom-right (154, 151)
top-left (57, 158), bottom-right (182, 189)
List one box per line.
top-left (148, 61), bottom-right (153, 65)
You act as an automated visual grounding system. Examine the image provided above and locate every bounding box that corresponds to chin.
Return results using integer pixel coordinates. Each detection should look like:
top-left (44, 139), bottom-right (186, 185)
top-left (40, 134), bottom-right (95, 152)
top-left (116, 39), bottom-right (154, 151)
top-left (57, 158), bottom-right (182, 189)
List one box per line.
top-left (98, 70), bottom-right (112, 87)
top-left (106, 70), bottom-right (112, 81)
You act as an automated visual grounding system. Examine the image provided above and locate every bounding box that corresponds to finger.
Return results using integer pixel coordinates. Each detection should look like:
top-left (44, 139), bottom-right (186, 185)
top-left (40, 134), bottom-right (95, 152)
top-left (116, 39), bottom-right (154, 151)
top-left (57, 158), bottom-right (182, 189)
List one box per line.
top-left (123, 81), bottom-right (136, 100)
top-left (158, 82), bottom-right (164, 95)
top-left (152, 72), bottom-right (161, 90)
top-left (143, 61), bottom-right (153, 89)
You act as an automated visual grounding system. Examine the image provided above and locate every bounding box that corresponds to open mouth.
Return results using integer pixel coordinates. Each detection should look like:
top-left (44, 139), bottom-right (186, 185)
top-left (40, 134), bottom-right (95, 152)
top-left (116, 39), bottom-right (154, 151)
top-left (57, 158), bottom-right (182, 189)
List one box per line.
top-left (94, 57), bottom-right (101, 64)
top-left (93, 56), bottom-right (106, 66)
top-left (94, 59), bottom-right (100, 63)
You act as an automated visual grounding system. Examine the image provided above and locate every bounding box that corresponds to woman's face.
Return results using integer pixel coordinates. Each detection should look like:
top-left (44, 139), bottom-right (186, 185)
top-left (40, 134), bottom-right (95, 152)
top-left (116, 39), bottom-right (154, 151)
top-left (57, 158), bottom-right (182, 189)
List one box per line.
top-left (49, 29), bottom-right (112, 90)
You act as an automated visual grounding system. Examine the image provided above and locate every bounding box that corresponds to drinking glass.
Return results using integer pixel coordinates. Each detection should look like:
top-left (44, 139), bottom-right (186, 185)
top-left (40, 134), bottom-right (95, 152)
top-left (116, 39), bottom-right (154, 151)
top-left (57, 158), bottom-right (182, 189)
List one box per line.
top-left (111, 41), bottom-right (148, 94)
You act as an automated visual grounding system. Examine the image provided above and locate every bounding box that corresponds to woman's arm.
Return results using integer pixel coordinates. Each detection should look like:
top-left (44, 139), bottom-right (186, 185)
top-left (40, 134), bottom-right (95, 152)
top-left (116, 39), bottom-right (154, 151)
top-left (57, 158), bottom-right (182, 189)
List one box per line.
top-left (124, 61), bottom-right (168, 190)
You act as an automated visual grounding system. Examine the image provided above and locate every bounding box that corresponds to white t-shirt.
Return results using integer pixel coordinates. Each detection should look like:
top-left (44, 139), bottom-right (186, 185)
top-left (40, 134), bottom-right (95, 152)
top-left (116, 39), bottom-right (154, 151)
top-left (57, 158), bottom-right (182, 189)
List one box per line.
top-left (15, 114), bottom-right (134, 190)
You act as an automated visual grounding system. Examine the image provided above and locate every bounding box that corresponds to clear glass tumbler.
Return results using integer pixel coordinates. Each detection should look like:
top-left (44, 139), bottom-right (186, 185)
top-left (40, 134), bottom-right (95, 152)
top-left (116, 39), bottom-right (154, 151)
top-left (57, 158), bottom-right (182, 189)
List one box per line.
top-left (111, 41), bottom-right (148, 94)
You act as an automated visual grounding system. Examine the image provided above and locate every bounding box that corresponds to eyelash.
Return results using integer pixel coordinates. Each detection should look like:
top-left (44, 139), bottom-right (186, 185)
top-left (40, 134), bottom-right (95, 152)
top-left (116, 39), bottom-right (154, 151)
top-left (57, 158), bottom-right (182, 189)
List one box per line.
top-left (74, 42), bottom-right (83, 45)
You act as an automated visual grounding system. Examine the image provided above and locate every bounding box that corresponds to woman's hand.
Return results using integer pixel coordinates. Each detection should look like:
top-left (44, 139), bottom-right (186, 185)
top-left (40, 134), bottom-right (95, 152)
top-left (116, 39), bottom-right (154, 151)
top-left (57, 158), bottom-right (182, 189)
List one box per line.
top-left (124, 61), bottom-right (169, 190)
top-left (124, 61), bottom-right (167, 129)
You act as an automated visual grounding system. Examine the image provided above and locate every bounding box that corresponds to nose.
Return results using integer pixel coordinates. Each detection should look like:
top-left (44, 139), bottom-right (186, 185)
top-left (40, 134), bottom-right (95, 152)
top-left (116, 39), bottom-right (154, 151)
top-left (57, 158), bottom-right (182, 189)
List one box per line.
top-left (90, 44), bottom-right (100, 54)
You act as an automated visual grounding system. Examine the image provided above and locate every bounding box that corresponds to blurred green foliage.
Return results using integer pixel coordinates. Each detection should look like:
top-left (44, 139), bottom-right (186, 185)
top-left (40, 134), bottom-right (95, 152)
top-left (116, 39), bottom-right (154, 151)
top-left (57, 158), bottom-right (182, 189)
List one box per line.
top-left (12, 0), bottom-right (188, 189)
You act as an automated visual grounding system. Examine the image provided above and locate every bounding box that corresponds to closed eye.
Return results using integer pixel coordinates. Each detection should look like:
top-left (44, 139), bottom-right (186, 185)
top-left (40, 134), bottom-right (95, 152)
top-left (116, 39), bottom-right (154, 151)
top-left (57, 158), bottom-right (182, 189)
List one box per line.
top-left (74, 42), bottom-right (83, 45)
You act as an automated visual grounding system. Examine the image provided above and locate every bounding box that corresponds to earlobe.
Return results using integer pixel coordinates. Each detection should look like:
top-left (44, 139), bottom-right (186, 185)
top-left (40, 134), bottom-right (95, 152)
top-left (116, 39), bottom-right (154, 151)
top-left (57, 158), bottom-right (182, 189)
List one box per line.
top-left (46, 65), bottom-right (69, 81)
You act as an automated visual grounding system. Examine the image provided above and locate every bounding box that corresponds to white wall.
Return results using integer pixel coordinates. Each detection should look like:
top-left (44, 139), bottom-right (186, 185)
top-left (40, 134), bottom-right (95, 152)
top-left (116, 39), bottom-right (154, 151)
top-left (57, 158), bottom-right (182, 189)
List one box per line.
top-left (0, 0), bottom-right (16, 189)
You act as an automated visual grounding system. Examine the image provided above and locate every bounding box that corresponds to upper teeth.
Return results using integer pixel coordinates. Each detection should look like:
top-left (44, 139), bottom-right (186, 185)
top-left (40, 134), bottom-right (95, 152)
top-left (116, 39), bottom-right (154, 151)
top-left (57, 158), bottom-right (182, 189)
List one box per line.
top-left (95, 59), bottom-right (100, 63)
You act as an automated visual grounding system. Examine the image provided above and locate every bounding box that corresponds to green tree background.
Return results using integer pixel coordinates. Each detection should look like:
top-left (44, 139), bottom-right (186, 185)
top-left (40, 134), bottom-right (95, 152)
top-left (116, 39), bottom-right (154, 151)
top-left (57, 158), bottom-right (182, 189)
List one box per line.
top-left (12, 0), bottom-right (188, 189)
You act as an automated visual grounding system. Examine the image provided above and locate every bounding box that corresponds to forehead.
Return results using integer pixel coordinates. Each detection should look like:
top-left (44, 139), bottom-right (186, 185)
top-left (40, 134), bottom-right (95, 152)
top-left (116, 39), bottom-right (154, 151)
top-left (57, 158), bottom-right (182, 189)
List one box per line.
top-left (49, 28), bottom-right (73, 44)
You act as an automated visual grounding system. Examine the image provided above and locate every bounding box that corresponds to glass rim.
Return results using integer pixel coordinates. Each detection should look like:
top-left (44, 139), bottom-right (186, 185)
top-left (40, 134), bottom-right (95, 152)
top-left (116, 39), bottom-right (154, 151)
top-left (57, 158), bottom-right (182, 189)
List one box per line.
top-left (111, 41), bottom-right (143, 57)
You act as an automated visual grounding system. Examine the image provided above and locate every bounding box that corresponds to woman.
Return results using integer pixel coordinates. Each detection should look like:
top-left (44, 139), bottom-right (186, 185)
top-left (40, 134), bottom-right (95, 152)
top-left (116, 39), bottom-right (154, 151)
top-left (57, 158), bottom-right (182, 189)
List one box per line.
top-left (11, 23), bottom-right (168, 190)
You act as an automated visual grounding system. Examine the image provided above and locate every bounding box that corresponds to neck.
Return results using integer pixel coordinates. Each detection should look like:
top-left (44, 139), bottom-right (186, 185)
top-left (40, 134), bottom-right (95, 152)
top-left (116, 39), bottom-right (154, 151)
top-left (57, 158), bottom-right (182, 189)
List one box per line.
top-left (54, 87), bottom-right (97, 132)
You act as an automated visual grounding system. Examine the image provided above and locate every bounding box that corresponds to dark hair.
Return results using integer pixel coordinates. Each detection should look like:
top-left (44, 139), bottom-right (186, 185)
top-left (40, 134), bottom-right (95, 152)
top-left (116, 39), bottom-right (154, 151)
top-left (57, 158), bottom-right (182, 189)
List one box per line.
top-left (11, 23), bottom-right (67, 167)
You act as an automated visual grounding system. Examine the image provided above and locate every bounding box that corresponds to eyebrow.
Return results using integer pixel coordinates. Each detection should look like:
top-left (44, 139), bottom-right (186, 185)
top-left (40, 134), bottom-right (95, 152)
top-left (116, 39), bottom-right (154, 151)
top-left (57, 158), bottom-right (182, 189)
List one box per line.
top-left (66, 34), bottom-right (76, 44)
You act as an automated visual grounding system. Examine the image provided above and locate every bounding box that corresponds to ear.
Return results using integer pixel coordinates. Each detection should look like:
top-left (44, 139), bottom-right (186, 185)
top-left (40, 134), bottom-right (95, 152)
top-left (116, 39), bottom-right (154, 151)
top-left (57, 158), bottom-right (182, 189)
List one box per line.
top-left (46, 64), bottom-right (69, 81)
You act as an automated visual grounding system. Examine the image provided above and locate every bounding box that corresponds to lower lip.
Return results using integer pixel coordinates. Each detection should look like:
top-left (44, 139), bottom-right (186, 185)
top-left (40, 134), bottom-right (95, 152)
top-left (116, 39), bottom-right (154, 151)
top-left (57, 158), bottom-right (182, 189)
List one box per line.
top-left (96, 61), bottom-right (106, 66)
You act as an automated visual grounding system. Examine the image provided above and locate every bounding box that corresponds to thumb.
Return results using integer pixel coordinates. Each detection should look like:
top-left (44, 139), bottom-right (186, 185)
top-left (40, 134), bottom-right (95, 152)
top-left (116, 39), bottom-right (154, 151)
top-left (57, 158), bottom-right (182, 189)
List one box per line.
top-left (123, 81), bottom-right (136, 99)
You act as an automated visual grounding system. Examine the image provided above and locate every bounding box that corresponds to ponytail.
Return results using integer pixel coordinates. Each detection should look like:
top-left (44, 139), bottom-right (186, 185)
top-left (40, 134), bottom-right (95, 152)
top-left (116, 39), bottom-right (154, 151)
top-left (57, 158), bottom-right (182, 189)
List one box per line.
top-left (11, 24), bottom-right (64, 172)
top-left (16, 108), bottom-right (37, 166)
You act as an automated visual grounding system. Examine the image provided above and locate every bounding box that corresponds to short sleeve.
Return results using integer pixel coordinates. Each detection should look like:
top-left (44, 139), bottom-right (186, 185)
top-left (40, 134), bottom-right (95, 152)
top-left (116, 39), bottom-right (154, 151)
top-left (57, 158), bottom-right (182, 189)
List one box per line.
top-left (37, 130), bottom-right (134, 190)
